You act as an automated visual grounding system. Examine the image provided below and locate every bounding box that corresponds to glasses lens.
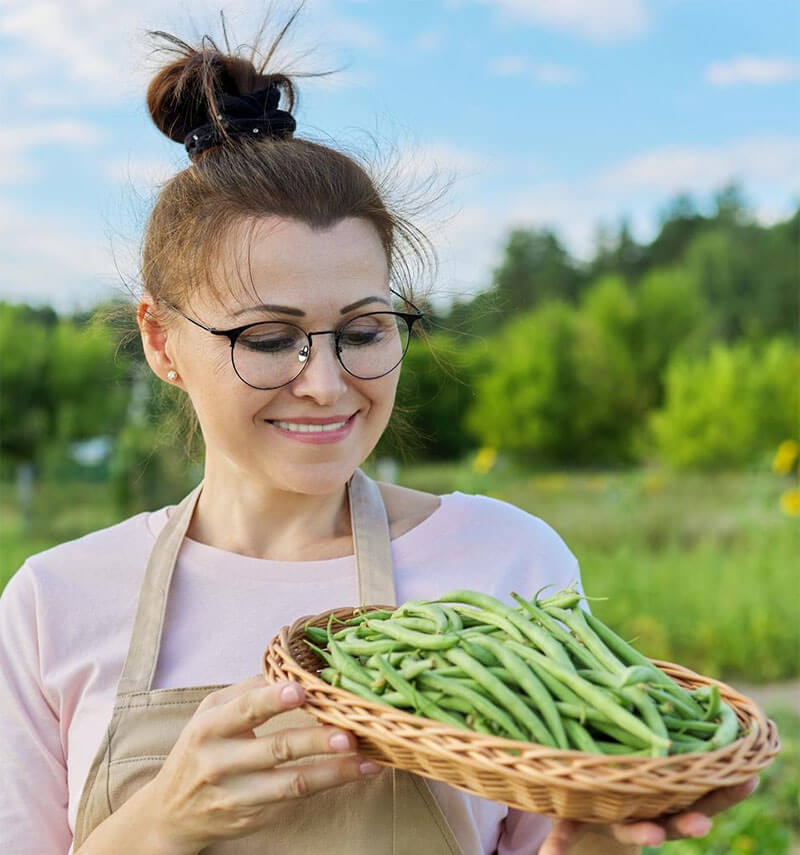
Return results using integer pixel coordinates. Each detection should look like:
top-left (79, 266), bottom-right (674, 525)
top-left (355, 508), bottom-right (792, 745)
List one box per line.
top-left (337, 313), bottom-right (411, 379)
top-left (232, 322), bottom-right (307, 389)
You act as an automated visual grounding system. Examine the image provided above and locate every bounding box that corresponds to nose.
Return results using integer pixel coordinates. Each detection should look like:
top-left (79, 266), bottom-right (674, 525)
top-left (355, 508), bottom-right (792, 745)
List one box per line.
top-left (289, 333), bottom-right (349, 404)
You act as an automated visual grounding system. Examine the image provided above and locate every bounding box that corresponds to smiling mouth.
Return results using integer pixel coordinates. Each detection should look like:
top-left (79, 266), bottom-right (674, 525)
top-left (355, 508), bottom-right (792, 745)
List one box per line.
top-left (266, 414), bottom-right (356, 434)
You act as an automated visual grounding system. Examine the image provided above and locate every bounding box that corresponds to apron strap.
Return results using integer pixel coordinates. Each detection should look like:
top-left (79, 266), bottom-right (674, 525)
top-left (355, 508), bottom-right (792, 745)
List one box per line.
top-left (116, 469), bottom-right (395, 696)
top-left (348, 468), bottom-right (396, 608)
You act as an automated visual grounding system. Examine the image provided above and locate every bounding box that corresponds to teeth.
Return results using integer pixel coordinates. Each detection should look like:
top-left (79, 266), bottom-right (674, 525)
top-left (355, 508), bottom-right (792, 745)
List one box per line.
top-left (272, 419), bottom-right (349, 433)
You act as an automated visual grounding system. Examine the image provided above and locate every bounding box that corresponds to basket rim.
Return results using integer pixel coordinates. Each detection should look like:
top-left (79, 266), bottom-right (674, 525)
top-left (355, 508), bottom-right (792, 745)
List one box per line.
top-left (266, 604), bottom-right (779, 769)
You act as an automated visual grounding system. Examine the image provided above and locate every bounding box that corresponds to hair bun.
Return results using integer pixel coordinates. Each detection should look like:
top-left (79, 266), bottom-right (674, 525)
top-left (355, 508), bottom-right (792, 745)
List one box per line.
top-left (145, 32), bottom-right (294, 148)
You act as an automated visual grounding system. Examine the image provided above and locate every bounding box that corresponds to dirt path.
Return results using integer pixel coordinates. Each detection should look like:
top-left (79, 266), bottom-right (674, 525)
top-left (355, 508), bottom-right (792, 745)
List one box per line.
top-left (732, 679), bottom-right (800, 715)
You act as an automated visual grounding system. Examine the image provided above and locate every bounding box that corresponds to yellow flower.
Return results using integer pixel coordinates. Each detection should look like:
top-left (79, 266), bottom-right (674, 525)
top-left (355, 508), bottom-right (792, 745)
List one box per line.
top-left (779, 487), bottom-right (800, 516)
top-left (772, 439), bottom-right (799, 476)
top-left (472, 447), bottom-right (498, 475)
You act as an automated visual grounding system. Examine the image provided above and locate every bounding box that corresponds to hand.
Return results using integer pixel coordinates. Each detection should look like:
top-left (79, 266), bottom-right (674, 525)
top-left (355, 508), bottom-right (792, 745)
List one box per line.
top-left (143, 675), bottom-right (383, 852)
top-left (539, 777), bottom-right (760, 854)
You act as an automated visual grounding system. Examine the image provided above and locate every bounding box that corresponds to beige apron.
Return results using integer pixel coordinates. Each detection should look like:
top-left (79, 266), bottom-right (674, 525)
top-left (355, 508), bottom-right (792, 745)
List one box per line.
top-left (72, 468), bottom-right (637, 855)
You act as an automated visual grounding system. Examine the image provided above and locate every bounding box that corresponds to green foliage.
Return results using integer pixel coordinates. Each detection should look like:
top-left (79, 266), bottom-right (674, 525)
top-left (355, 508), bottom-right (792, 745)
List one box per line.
top-left (489, 228), bottom-right (585, 320)
top-left (377, 335), bottom-right (484, 460)
top-left (467, 302), bottom-right (640, 464)
top-left (650, 339), bottom-right (799, 469)
top-left (0, 303), bottom-right (130, 464)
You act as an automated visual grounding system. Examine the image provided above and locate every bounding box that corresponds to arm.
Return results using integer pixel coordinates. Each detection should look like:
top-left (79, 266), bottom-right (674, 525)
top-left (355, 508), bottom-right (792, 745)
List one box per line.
top-left (74, 782), bottom-right (199, 855)
top-left (0, 567), bottom-right (72, 853)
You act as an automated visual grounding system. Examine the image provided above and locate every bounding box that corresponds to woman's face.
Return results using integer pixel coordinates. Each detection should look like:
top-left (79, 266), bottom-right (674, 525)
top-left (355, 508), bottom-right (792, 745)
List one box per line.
top-left (159, 216), bottom-right (400, 496)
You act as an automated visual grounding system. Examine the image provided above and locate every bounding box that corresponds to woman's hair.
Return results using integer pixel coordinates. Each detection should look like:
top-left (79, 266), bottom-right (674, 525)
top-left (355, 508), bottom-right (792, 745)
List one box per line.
top-left (140, 4), bottom-right (440, 318)
top-left (133, 3), bottom-right (446, 458)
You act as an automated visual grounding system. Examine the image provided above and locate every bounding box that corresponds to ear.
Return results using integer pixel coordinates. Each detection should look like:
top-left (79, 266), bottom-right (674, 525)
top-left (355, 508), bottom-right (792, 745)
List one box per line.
top-left (137, 296), bottom-right (180, 385)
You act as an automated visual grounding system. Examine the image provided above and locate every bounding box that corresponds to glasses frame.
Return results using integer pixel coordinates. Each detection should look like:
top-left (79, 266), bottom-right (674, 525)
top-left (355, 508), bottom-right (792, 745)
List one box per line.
top-left (163, 287), bottom-right (424, 390)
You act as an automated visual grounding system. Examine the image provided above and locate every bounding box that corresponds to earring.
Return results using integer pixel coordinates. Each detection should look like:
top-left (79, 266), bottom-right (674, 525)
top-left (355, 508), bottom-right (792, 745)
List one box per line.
top-left (167, 370), bottom-right (178, 381)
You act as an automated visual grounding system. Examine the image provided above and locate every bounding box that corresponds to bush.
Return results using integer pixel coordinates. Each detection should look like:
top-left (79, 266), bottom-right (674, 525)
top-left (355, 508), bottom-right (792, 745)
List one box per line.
top-left (466, 302), bottom-right (640, 464)
top-left (650, 339), bottom-right (799, 469)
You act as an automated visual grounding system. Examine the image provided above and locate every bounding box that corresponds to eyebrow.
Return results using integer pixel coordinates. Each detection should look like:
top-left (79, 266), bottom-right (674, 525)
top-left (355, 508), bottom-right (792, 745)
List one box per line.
top-left (231, 295), bottom-right (390, 318)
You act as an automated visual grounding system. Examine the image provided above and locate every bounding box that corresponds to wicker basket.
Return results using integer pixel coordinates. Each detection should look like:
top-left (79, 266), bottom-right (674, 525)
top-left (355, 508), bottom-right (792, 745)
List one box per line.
top-left (263, 605), bottom-right (781, 823)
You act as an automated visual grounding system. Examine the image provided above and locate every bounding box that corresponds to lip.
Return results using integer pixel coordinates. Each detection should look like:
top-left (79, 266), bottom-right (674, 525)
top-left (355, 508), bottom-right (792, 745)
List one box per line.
top-left (266, 414), bottom-right (355, 425)
top-left (265, 412), bottom-right (357, 444)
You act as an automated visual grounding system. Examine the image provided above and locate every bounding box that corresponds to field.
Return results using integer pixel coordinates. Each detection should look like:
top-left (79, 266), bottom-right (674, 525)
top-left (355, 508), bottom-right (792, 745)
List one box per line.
top-left (1, 465), bottom-right (797, 852)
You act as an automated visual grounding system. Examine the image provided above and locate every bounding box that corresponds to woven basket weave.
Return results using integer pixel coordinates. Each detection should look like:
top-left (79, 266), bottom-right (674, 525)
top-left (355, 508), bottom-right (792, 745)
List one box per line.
top-left (263, 605), bottom-right (781, 823)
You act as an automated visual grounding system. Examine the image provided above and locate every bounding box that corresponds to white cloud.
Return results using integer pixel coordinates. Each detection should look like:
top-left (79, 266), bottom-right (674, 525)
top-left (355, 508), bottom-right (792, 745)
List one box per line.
top-left (706, 56), bottom-right (800, 86)
top-left (0, 0), bottom-right (383, 112)
top-left (0, 198), bottom-right (122, 310)
top-left (0, 121), bottom-right (106, 183)
top-left (477, 0), bottom-right (648, 42)
top-left (596, 136), bottom-right (800, 194)
top-left (489, 56), bottom-right (581, 84)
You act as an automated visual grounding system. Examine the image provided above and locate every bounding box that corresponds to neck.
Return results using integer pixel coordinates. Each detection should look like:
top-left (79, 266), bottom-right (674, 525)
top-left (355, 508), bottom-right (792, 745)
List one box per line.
top-left (186, 460), bottom-right (354, 561)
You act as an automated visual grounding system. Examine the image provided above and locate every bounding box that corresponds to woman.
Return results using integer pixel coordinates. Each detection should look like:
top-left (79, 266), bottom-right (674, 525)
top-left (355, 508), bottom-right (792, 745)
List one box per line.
top-left (0, 16), bottom-right (757, 855)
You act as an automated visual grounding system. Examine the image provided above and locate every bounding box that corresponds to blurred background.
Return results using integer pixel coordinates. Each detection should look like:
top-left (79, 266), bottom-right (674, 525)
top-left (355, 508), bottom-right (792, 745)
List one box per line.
top-left (1, 1), bottom-right (798, 850)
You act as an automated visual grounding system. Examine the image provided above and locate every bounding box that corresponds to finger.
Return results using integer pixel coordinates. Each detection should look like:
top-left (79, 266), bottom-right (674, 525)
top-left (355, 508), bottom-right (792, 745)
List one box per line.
top-left (197, 674), bottom-right (270, 711)
top-left (210, 726), bottom-right (357, 776)
top-left (662, 811), bottom-right (713, 840)
top-left (200, 681), bottom-right (306, 739)
top-left (231, 753), bottom-right (384, 806)
top-left (678, 777), bottom-right (760, 819)
top-left (608, 820), bottom-right (667, 847)
top-left (538, 819), bottom-right (582, 855)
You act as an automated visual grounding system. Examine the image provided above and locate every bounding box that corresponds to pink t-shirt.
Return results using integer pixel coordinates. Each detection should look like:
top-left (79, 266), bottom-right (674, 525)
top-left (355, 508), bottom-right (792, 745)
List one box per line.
top-left (0, 490), bottom-right (582, 855)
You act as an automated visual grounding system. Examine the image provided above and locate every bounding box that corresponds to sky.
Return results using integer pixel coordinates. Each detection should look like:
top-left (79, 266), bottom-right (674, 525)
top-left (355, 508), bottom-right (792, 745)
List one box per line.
top-left (0, 0), bottom-right (798, 311)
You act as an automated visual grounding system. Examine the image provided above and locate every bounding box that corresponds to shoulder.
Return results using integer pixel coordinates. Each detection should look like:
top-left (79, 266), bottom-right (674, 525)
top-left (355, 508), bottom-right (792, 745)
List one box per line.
top-left (377, 481), bottom-right (442, 540)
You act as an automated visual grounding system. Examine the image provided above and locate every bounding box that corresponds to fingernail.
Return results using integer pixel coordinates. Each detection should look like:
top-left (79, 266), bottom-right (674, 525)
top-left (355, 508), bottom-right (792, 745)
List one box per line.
top-left (689, 816), bottom-right (712, 837)
top-left (329, 733), bottom-right (351, 751)
top-left (279, 684), bottom-right (303, 706)
top-left (359, 761), bottom-right (381, 776)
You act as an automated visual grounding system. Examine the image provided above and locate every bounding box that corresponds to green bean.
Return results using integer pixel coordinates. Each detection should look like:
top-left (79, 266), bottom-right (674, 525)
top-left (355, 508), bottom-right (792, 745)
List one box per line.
top-left (586, 719), bottom-right (650, 750)
top-left (553, 701), bottom-right (609, 726)
top-left (319, 667), bottom-right (386, 705)
top-left (545, 606), bottom-right (625, 675)
top-left (506, 640), bottom-right (671, 754)
top-left (399, 657), bottom-right (436, 681)
top-left (508, 643), bottom-right (586, 707)
top-left (374, 655), bottom-right (467, 729)
top-left (394, 601), bottom-right (450, 633)
top-left (693, 691), bottom-right (741, 750)
top-left (444, 647), bottom-right (556, 746)
top-left (418, 672), bottom-right (527, 741)
top-left (563, 719), bottom-right (599, 753)
top-left (663, 716), bottom-right (718, 735)
top-left (645, 686), bottom-right (702, 720)
top-left (593, 741), bottom-right (649, 756)
top-left (535, 590), bottom-right (584, 610)
top-left (449, 605), bottom-right (525, 641)
top-left (511, 592), bottom-right (603, 671)
top-left (441, 606), bottom-right (463, 632)
top-left (392, 616), bottom-right (441, 633)
top-left (344, 609), bottom-right (394, 624)
top-left (304, 638), bottom-right (335, 668)
top-left (466, 633), bottom-right (568, 750)
top-left (695, 684), bottom-right (721, 722)
top-left (338, 638), bottom-right (408, 656)
top-left (458, 638), bottom-right (500, 667)
top-left (365, 651), bottom-right (407, 668)
top-left (582, 610), bottom-right (704, 718)
top-left (364, 620), bottom-right (460, 650)
top-left (619, 665), bottom-right (660, 687)
top-left (436, 590), bottom-right (573, 667)
top-left (305, 625), bottom-right (331, 645)
top-left (328, 637), bottom-right (375, 688)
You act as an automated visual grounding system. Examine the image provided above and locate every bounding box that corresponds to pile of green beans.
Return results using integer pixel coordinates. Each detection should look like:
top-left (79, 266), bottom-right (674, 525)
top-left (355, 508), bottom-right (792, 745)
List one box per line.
top-left (303, 588), bottom-right (745, 757)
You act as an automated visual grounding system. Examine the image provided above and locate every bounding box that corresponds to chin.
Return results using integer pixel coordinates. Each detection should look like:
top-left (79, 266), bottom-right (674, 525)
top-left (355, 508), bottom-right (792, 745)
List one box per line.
top-left (266, 457), bottom-right (366, 496)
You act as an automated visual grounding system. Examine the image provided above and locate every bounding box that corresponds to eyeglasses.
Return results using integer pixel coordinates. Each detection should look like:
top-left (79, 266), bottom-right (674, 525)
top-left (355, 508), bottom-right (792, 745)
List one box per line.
top-left (163, 288), bottom-right (424, 390)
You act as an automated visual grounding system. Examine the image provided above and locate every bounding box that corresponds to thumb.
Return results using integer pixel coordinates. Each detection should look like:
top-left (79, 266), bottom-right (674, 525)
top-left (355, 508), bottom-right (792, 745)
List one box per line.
top-left (539, 819), bottom-right (584, 855)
